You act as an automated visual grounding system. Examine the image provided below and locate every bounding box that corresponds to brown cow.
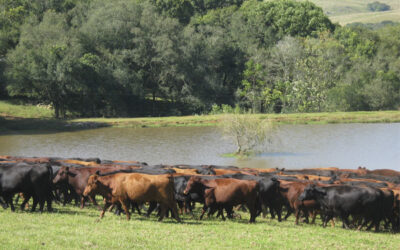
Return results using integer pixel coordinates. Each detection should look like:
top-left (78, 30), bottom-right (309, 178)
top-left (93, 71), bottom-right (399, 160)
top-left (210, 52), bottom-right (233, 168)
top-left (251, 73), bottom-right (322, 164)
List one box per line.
top-left (83, 173), bottom-right (180, 222)
top-left (183, 176), bottom-right (259, 223)
top-left (277, 180), bottom-right (318, 225)
top-left (52, 166), bottom-right (129, 208)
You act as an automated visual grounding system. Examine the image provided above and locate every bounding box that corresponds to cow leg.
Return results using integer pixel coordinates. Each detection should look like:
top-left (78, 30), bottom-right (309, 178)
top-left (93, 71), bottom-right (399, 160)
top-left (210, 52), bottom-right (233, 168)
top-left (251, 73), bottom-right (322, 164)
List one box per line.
top-left (5, 195), bottom-right (15, 211)
top-left (323, 214), bottom-right (333, 228)
top-left (226, 207), bottom-right (234, 219)
top-left (330, 218), bottom-right (336, 228)
top-left (275, 206), bottom-right (282, 222)
top-left (248, 202), bottom-right (257, 223)
top-left (146, 202), bottom-right (158, 217)
top-left (46, 192), bottom-right (53, 212)
top-left (268, 205), bottom-right (276, 219)
top-left (218, 207), bottom-right (226, 221)
top-left (38, 197), bottom-right (45, 212)
top-left (199, 206), bottom-right (207, 220)
top-left (20, 194), bottom-right (31, 211)
top-left (168, 202), bottom-right (181, 222)
top-left (284, 207), bottom-right (293, 220)
top-left (108, 204), bottom-right (115, 213)
top-left (100, 202), bottom-right (112, 219)
top-left (341, 214), bottom-right (350, 229)
top-left (310, 211), bottom-right (317, 224)
top-left (303, 209), bottom-right (309, 224)
top-left (158, 204), bottom-right (167, 221)
top-left (295, 209), bottom-right (300, 225)
top-left (30, 196), bottom-right (38, 212)
top-left (120, 200), bottom-right (131, 221)
top-left (133, 202), bottom-right (142, 215)
top-left (176, 201), bottom-right (184, 215)
top-left (0, 197), bottom-right (8, 209)
top-left (80, 196), bottom-right (85, 209)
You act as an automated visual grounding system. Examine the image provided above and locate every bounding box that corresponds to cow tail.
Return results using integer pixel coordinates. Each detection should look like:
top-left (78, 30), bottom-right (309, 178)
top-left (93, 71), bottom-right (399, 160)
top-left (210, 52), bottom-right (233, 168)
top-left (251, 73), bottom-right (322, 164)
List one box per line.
top-left (46, 164), bottom-right (56, 201)
top-left (47, 163), bottom-right (53, 183)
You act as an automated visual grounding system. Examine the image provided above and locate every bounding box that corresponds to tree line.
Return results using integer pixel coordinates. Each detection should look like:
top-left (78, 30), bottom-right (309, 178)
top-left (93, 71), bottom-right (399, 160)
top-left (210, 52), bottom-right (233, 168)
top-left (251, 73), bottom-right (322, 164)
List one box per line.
top-left (0, 0), bottom-right (399, 118)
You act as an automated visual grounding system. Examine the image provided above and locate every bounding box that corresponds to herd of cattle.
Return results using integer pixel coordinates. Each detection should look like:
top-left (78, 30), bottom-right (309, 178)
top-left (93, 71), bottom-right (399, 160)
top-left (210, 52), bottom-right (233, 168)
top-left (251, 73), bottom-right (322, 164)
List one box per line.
top-left (0, 155), bottom-right (400, 232)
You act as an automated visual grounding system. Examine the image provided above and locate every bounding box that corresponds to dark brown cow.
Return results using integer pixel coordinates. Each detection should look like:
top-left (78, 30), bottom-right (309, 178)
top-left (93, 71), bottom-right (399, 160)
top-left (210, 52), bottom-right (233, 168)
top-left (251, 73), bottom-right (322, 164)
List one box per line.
top-left (183, 176), bottom-right (259, 223)
top-left (83, 173), bottom-right (180, 222)
top-left (334, 177), bottom-right (395, 188)
top-left (52, 166), bottom-right (127, 208)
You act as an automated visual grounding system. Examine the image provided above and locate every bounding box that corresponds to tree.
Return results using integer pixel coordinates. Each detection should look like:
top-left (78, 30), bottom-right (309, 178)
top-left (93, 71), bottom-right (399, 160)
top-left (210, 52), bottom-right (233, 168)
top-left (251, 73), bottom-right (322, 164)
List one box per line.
top-left (234, 0), bottom-right (335, 50)
top-left (180, 24), bottom-right (245, 111)
top-left (367, 2), bottom-right (391, 12)
top-left (220, 113), bottom-right (276, 155)
top-left (149, 0), bottom-right (194, 24)
top-left (6, 12), bottom-right (83, 118)
top-left (237, 59), bottom-right (267, 113)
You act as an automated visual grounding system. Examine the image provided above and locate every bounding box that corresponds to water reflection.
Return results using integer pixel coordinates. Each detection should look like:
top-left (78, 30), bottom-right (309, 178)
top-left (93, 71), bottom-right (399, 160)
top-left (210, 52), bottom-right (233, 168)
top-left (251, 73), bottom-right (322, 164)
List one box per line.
top-left (0, 123), bottom-right (399, 170)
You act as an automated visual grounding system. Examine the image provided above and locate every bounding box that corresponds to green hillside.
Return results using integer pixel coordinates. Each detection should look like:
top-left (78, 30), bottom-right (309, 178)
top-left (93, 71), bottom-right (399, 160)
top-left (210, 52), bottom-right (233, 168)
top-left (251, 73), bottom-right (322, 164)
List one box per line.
top-left (302, 0), bottom-right (400, 25)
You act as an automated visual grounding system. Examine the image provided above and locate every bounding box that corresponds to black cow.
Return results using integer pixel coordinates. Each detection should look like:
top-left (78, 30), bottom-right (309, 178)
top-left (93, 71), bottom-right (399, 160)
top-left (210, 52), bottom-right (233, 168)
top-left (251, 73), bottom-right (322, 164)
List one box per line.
top-left (299, 184), bottom-right (384, 231)
top-left (0, 163), bottom-right (53, 212)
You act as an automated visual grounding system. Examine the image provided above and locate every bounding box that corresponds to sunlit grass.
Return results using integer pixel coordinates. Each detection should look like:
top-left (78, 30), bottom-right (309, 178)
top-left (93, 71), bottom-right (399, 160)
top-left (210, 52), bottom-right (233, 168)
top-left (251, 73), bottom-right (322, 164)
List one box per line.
top-left (0, 100), bottom-right (53, 119)
top-left (0, 203), bottom-right (398, 249)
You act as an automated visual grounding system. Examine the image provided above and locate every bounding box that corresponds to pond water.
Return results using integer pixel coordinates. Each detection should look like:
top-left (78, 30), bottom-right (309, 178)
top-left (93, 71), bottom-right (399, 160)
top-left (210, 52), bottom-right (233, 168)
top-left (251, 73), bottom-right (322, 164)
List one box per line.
top-left (0, 123), bottom-right (399, 170)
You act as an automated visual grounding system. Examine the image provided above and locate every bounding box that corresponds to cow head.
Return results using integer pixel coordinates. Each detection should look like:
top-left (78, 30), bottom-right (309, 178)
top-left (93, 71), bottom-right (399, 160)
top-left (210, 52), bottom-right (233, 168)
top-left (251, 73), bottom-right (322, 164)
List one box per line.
top-left (183, 176), bottom-right (203, 195)
top-left (298, 184), bottom-right (326, 201)
top-left (53, 166), bottom-right (76, 184)
top-left (83, 174), bottom-right (100, 197)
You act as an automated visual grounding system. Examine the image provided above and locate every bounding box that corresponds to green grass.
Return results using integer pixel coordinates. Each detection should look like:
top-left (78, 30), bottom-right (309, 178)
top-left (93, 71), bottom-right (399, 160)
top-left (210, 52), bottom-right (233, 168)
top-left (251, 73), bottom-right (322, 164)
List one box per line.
top-left (68, 111), bottom-right (400, 128)
top-left (0, 100), bottom-right (53, 119)
top-left (0, 100), bottom-right (399, 132)
top-left (0, 203), bottom-right (398, 249)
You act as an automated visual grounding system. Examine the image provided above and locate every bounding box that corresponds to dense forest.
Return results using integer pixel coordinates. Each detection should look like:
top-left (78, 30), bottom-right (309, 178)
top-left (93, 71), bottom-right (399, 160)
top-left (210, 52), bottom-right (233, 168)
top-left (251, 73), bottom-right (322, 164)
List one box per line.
top-left (0, 0), bottom-right (399, 118)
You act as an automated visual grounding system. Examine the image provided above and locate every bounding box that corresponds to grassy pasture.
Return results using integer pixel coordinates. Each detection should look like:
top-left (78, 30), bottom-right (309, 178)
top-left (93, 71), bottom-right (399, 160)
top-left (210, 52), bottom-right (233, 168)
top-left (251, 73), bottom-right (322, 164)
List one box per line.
top-left (0, 203), bottom-right (399, 249)
top-left (302, 0), bottom-right (400, 25)
top-left (1, 100), bottom-right (399, 133)
top-left (0, 100), bottom-right (53, 119)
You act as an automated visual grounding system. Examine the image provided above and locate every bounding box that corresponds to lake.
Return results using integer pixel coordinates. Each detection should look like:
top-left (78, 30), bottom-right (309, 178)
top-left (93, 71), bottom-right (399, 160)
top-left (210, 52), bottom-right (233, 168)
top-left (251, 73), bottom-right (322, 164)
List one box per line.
top-left (0, 123), bottom-right (399, 170)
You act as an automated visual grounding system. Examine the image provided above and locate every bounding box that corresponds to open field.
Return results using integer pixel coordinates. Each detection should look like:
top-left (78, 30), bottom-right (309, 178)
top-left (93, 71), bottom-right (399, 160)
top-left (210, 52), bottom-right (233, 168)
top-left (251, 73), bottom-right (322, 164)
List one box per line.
top-left (302, 0), bottom-right (400, 25)
top-left (0, 203), bottom-right (399, 249)
top-left (0, 100), bottom-right (399, 132)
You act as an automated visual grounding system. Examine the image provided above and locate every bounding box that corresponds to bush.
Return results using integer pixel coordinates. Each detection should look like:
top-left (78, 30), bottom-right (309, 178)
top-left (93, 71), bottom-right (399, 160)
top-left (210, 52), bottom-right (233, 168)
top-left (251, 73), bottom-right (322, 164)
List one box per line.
top-left (209, 104), bottom-right (242, 114)
top-left (367, 2), bottom-right (391, 12)
top-left (219, 113), bottom-right (276, 155)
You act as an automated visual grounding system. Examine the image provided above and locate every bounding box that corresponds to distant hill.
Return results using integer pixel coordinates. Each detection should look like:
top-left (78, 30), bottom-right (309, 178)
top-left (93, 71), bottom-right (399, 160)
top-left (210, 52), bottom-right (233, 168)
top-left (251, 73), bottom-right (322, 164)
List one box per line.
top-left (299, 0), bottom-right (400, 25)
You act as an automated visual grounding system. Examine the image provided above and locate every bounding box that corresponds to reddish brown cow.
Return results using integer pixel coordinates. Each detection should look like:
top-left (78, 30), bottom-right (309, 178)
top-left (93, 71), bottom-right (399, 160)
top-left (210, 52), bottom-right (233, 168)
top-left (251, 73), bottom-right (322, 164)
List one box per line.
top-left (276, 181), bottom-right (318, 225)
top-left (183, 176), bottom-right (259, 223)
top-left (83, 173), bottom-right (180, 222)
top-left (53, 166), bottom-right (129, 208)
top-left (213, 168), bottom-right (257, 176)
top-left (369, 169), bottom-right (400, 177)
